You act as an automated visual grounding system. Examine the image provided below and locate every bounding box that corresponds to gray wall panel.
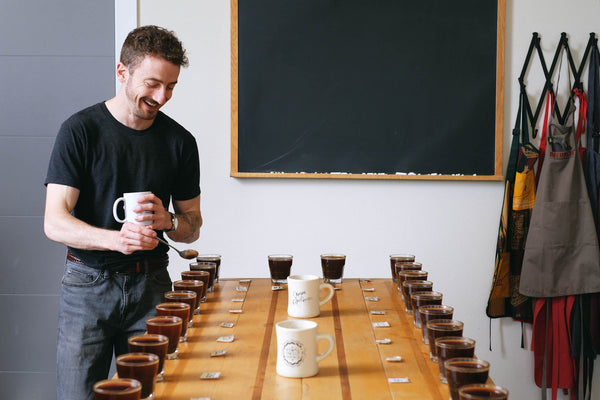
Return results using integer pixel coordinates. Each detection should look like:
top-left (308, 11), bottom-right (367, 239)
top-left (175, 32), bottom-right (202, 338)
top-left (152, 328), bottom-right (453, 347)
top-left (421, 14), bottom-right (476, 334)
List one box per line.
top-left (0, 294), bottom-right (59, 372)
top-left (1, 1), bottom-right (115, 397)
top-left (1, 57), bottom-right (115, 136)
top-left (0, 0), bottom-right (113, 56)
top-left (0, 372), bottom-right (57, 400)
top-left (0, 217), bottom-right (65, 295)
top-left (0, 138), bottom-right (54, 216)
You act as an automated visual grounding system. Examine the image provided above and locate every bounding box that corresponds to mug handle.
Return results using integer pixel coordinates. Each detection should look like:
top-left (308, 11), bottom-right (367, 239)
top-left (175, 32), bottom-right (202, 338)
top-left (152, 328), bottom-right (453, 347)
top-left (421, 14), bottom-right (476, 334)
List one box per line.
top-left (112, 197), bottom-right (126, 223)
top-left (316, 333), bottom-right (335, 362)
top-left (319, 283), bottom-right (335, 306)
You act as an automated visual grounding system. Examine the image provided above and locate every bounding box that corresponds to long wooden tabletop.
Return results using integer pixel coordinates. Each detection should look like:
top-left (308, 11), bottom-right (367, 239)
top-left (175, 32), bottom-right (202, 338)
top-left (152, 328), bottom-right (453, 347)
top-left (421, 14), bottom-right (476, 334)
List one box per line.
top-left (153, 278), bottom-right (474, 399)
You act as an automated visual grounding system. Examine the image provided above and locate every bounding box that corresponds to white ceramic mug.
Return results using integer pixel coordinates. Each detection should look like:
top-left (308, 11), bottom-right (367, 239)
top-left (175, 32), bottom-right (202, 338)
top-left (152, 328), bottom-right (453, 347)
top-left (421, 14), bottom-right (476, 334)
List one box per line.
top-left (275, 319), bottom-right (335, 378)
top-left (287, 274), bottom-right (334, 318)
top-left (112, 191), bottom-right (153, 225)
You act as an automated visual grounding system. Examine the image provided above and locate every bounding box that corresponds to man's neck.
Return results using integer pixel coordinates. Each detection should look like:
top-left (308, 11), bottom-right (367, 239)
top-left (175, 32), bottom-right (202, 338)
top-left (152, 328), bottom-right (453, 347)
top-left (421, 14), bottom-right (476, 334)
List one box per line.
top-left (105, 95), bottom-right (155, 131)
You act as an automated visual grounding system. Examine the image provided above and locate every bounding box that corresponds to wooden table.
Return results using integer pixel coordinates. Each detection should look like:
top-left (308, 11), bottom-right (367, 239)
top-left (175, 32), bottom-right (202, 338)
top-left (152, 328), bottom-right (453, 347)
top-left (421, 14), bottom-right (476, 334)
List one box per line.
top-left (154, 278), bottom-right (472, 399)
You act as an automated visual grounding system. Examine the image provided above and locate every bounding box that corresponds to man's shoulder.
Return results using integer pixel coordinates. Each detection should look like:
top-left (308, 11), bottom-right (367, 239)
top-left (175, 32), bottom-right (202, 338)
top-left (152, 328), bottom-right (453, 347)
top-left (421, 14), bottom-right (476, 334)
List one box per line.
top-left (155, 111), bottom-right (195, 141)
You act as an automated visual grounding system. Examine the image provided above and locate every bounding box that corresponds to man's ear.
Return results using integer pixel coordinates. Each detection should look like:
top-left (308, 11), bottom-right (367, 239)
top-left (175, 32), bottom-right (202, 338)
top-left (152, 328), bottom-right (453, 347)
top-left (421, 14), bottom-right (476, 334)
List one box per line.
top-left (116, 62), bottom-right (128, 83)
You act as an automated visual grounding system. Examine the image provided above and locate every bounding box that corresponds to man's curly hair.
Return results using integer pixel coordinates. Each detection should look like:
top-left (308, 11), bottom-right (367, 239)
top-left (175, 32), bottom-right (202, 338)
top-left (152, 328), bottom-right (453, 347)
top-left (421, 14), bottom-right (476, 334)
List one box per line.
top-left (120, 25), bottom-right (189, 72)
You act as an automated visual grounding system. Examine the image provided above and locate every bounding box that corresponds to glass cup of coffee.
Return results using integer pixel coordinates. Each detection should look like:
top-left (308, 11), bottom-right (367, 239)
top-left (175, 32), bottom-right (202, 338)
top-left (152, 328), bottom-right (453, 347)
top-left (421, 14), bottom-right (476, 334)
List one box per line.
top-left (389, 253), bottom-right (416, 282)
top-left (155, 302), bottom-right (191, 342)
top-left (116, 353), bottom-right (159, 400)
top-left (320, 254), bottom-right (346, 284)
top-left (445, 358), bottom-right (490, 400)
top-left (164, 290), bottom-right (197, 328)
top-left (268, 254), bottom-right (293, 283)
top-left (146, 316), bottom-right (183, 360)
top-left (173, 280), bottom-right (204, 315)
top-left (458, 384), bottom-right (508, 400)
top-left (128, 334), bottom-right (169, 382)
top-left (93, 378), bottom-right (142, 400)
top-left (189, 261), bottom-right (217, 292)
top-left (419, 304), bottom-right (454, 344)
top-left (196, 254), bottom-right (222, 283)
top-left (426, 319), bottom-right (464, 362)
top-left (181, 270), bottom-right (210, 302)
top-left (435, 336), bottom-right (476, 383)
top-left (396, 270), bottom-right (428, 301)
top-left (402, 280), bottom-right (433, 314)
top-left (410, 291), bottom-right (442, 328)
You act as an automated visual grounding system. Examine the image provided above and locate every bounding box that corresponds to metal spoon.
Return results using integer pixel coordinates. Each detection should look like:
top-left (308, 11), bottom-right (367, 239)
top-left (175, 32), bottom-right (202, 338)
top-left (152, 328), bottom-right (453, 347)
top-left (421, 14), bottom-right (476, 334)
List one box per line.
top-left (156, 237), bottom-right (199, 259)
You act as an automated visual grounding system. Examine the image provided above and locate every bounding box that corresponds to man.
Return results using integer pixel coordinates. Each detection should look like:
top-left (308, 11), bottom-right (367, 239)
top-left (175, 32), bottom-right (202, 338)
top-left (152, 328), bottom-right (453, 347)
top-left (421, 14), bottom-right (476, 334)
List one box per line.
top-left (43, 25), bottom-right (202, 400)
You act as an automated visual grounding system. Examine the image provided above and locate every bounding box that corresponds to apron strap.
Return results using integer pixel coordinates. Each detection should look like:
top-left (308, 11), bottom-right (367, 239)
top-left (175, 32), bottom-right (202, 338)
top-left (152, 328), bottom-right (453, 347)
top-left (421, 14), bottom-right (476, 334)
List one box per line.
top-left (536, 90), bottom-right (554, 186)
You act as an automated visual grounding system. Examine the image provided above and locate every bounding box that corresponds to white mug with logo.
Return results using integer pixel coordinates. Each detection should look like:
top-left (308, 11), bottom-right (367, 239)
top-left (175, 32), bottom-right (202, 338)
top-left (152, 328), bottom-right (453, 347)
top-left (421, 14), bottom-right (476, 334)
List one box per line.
top-left (275, 319), bottom-right (335, 378)
top-left (287, 274), bottom-right (334, 318)
top-left (112, 191), bottom-right (153, 226)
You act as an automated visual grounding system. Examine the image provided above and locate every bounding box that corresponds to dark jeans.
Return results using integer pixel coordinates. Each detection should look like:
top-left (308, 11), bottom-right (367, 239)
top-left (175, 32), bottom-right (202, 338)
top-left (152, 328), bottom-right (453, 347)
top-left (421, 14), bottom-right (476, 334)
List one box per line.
top-left (56, 260), bottom-right (172, 400)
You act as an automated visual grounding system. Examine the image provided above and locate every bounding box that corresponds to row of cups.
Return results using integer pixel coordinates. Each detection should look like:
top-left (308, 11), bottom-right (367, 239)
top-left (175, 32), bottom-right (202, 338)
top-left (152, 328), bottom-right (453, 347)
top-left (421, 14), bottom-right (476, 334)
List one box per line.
top-left (93, 255), bottom-right (222, 400)
top-left (390, 254), bottom-right (509, 400)
top-left (269, 253), bottom-right (346, 284)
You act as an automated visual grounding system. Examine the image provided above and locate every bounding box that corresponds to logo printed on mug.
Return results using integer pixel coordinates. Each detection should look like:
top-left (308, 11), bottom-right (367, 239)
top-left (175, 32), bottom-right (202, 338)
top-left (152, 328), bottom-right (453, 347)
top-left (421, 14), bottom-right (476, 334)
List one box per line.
top-left (282, 340), bottom-right (304, 367)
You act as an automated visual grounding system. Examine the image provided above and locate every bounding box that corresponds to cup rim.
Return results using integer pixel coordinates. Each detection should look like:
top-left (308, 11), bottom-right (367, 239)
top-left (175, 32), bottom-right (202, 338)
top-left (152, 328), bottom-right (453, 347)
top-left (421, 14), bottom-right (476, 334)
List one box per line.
top-left (288, 274), bottom-right (319, 281)
top-left (182, 270), bottom-right (210, 276)
top-left (164, 290), bottom-right (197, 298)
top-left (268, 254), bottom-right (293, 259)
top-left (156, 302), bottom-right (191, 311)
top-left (434, 336), bottom-right (476, 348)
top-left (128, 333), bottom-right (169, 344)
top-left (426, 319), bottom-right (464, 329)
top-left (196, 254), bottom-right (221, 259)
top-left (444, 357), bottom-right (490, 371)
top-left (189, 261), bottom-right (217, 268)
top-left (458, 383), bottom-right (509, 397)
top-left (276, 319), bottom-right (318, 330)
top-left (418, 304), bottom-right (454, 313)
top-left (94, 378), bottom-right (141, 394)
top-left (116, 352), bottom-right (160, 365)
top-left (320, 253), bottom-right (346, 258)
top-left (389, 253), bottom-right (416, 260)
top-left (397, 270), bottom-right (427, 277)
top-left (173, 279), bottom-right (204, 287)
top-left (146, 315), bottom-right (183, 325)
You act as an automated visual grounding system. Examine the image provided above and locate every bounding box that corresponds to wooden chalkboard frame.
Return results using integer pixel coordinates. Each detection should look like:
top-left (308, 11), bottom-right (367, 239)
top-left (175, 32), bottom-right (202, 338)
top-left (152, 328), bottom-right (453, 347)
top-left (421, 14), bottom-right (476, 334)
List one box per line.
top-left (231, 0), bottom-right (505, 181)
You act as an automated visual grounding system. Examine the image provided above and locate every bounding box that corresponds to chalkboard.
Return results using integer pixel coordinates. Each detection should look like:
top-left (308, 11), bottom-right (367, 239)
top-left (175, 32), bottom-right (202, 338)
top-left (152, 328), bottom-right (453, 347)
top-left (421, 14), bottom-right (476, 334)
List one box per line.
top-left (231, 0), bottom-right (505, 180)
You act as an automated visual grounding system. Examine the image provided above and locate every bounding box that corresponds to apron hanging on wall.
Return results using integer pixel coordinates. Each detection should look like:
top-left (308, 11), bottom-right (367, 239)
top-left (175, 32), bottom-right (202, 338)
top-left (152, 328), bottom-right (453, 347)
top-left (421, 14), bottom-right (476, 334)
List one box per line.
top-left (521, 46), bottom-right (600, 400)
top-left (487, 89), bottom-right (536, 322)
top-left (519, 83), bottom-right (600, 298)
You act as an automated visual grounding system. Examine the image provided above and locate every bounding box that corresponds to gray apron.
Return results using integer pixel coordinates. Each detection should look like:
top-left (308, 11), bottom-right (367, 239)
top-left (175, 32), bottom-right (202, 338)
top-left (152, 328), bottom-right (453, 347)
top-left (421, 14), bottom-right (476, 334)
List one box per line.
top-left (520, 97), bottom-right (600, 298)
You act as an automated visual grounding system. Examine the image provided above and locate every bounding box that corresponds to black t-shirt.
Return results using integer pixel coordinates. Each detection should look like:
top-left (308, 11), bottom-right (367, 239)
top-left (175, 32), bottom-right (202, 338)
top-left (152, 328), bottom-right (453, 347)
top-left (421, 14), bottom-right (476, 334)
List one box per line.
top-left (45, 102), bottom-right (201, 269)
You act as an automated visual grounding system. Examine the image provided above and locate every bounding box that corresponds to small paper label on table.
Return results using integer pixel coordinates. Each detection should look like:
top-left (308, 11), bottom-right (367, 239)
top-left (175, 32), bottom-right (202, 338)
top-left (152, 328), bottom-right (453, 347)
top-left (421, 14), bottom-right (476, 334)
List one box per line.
top-left (210, 350), bottom-right (227, 357)
top-left (362, 287), bottom-right (375, 292)
top-left (232, 298), bottom-right (244, 302)
top-left (239, 279), bottom-right (251, 283)
top-left (388, 377), bottom-right (410, 383)
top-left (236, 285), bottom-right (248, 292)
top-left (200, 372), bottom-right (221, 380)
top-left (376, 338), bottom-right (392, 344)
top-left (386, 356), bottom-right (403, 362)
top-left (365, 296), bottom-right (379, 301)
top-left (216, 335), bottom-right (234, 343)
top-left (220, 322), bottom-right (235, 328)
top-left (271, 286), bottom-right (285, 291)
top-left (370, 310), bottom-right (386, 315)
top-left (372, 321), bottom-right (390, 328)
top-left (229, 309), bottom-right (243, 313)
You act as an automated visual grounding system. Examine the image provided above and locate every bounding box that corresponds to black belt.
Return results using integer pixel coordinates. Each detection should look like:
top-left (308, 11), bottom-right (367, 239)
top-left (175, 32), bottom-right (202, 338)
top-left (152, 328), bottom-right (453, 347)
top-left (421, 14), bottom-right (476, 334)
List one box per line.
top-left (66, 251), bottom-right (167, 274)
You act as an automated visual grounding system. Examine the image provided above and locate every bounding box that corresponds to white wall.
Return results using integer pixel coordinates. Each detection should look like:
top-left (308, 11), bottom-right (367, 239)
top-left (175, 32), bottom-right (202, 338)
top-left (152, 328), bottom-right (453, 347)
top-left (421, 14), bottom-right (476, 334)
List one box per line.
top-left (123, 1), bottom-right (600, 398)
